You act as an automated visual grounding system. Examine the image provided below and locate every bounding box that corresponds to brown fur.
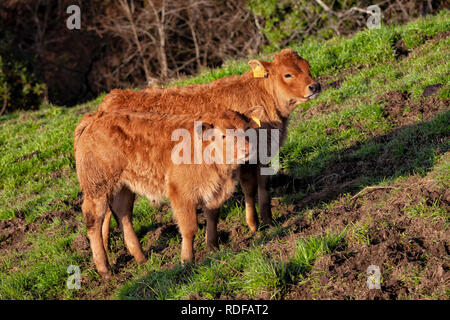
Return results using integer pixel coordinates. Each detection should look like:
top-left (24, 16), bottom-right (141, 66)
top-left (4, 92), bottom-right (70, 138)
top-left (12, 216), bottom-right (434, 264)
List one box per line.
top-left (74, 109), bottom-right (259, 277)
top-left (97, 49), bottom-right (321, 231)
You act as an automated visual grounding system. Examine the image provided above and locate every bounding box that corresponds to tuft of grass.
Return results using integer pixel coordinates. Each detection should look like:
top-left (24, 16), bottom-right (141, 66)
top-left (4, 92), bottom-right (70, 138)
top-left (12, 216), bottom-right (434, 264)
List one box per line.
top-left (288, 231), bottom-right (346, 277)
top-left (405, 199), bottom-right (449, 226)
top-left (350, 219), bottom-right (372, 246)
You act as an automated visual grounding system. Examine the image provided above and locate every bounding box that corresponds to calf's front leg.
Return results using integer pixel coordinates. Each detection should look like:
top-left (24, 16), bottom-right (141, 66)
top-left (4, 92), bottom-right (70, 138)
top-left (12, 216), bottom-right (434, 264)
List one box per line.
top-left (172, 201), bottom-right (198, 263)
top-left (110, 186), bottom-right (147, 264)
top-left (239, 164), bottom-right (259, 232)
top-left (257, 168), bottom-right (273, 226)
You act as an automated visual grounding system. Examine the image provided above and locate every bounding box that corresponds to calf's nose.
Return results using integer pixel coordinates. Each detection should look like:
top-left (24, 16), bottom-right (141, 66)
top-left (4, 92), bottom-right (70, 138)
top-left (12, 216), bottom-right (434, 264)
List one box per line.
top-left (308, 83), bottom-right (321, 93)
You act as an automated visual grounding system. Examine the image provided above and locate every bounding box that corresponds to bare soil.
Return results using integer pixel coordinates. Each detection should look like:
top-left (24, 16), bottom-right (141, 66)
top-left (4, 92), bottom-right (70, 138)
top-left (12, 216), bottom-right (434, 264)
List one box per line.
top-left (283, 174), bottom-right (449, 299)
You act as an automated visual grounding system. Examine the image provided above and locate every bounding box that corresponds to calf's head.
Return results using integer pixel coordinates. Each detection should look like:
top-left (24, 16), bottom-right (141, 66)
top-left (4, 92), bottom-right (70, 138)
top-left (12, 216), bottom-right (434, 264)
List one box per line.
top-left (200, 110), bottom-right (260, 165)
top-left (249, 49), bottom-right (321, 116)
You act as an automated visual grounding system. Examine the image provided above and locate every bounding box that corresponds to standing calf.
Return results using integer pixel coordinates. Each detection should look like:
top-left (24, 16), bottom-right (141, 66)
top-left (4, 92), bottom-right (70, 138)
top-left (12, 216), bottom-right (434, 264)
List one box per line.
top-left (97, 49), bottom-right (321, 232)
top-left (74, 110), bottom-right (259, 278)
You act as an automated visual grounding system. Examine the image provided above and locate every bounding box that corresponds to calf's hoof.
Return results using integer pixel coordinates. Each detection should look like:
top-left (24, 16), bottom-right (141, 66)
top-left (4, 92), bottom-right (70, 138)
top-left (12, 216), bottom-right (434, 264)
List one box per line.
top-left (181, 256), bottom-right (194, 266)
top-left (261, 218), bottom-right (274, 227)
top-left (99, 270), bottom-right (112, 280)
top-left (206, 243), bottom-right (219, 252)
top-left (136, 256), bottom-right (148, 264)
top-left (248, 223), bottom-right (258, 233)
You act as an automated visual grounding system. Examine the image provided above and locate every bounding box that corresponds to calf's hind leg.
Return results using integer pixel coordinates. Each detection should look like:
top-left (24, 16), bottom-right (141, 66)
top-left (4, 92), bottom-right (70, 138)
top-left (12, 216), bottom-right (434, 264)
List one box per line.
top-left (102, 208), bottom-right (113, 251)
top-left (204, 207), bottom-right (219, 251)
top-left (257, 169), bottom-right (273, 226)
top-left (82, 196), bottom-right (111, 278)
top-left (110, 186), bottom-right (147, 264)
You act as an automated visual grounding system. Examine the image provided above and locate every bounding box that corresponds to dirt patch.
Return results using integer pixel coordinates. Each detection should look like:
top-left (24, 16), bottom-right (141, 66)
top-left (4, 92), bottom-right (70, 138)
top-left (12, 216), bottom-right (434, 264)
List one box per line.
top-left (427, 30), bottom-right (450, 42)
top-left (394, 39), bottom-right (409, 59)
top-left (283, 175), bottom-right (449, 300)
top-left (16, 151), bottom-right (39, 162)
top-left (423, 84), bottom-right (443, 97)
top-left (322, 79), bottom-right (344, 91)
top-left (379, 90), bottom-right (410, 117)
top-left (37, 209), bottom-right (81, 230)
top-left (0, 212), bottom-right (36, 251)
top-left (377, 89), bottom-right (448, 126)
top-left (0, 195), bottom-right (84, 253)
top-left (50, 170), bottom-right (63, 179)
top-left (145, 223), bottom-right (180, 254)
top-left (72, 232), bottom-right (90, 255)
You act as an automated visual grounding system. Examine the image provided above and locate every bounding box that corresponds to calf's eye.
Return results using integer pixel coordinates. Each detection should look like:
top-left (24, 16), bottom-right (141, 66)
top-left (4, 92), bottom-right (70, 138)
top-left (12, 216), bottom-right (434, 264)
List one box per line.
top-left (284, 73), bottom-right (293, 79)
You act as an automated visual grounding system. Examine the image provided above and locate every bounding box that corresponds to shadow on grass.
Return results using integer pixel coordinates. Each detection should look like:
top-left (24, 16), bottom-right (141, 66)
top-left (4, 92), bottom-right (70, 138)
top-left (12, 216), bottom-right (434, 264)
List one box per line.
top-left (118, 262), bottom-right (194, 300)
top-left (116, 248), bottom-right (281, 300)
top-left (271, 110), bottom-right (449, 213)
top-left (117, 250), bottom-right (247, 300)
top-left (116, 231), bottom-right (348, 300)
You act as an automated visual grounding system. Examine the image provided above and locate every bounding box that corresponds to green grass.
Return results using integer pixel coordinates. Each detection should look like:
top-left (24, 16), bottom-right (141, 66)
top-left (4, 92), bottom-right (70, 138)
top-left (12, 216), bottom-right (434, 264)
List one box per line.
top-left (289, 231), bottom-right (347, 275)
top-left (405, 199), bottom-right (449, 226)
top-left (0, 106), bottom-right (79, 220)
top-left (119, 231), bottom-right (346, 300)
top-left (119, 248), bottom-right (282, 300)
top-left (0, 219), bottom-right (85, 299)
top-left (0, 11), bottom-right (449, 300)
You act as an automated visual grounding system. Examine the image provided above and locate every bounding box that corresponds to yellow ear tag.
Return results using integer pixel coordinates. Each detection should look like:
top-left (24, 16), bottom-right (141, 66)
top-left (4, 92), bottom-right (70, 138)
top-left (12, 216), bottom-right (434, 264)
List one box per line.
top-left (251, 116), bottom-right (261, 127)
top-left (252, 65), bottom-right (265, 78)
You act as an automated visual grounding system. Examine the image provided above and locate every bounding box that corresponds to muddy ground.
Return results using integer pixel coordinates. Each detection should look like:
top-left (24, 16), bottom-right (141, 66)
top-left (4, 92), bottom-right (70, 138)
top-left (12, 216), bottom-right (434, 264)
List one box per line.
top-left (283, 174), bottom-right (449, 299)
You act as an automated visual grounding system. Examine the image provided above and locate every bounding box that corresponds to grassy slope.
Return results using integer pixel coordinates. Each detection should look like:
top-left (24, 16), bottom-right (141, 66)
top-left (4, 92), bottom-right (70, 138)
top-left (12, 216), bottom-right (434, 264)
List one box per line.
top-left (0, 11), bottom-right (448, 299)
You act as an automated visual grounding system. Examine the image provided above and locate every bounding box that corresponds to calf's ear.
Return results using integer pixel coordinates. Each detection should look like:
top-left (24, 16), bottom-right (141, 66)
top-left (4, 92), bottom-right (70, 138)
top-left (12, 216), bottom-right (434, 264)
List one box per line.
top-left (247, 105), bottom-right (267, 128)
top-left (248, 117), bottom-right (261, 129)
top-left (248, 60), bottom-right (270, 78)
top-left (248, 105), bottom-right (266, 119)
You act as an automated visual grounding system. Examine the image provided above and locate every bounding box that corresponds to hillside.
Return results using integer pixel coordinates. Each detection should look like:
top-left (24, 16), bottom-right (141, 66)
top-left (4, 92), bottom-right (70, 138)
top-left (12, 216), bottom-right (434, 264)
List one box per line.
top-left (0, 11), bottom-right (449, 300)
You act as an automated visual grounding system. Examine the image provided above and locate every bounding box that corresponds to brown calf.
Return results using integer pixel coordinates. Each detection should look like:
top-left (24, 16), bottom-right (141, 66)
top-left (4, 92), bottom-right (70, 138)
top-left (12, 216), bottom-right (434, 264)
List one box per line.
top-left (97, 49), bottom-right (321, 232)
top-left (74, 110), bottom-right (259, 277)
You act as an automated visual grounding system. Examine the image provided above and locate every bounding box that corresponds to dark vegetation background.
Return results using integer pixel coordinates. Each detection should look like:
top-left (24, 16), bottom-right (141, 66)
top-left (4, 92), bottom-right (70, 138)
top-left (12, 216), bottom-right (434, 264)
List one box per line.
top-left (0, 0), bottom-right (448, 112)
